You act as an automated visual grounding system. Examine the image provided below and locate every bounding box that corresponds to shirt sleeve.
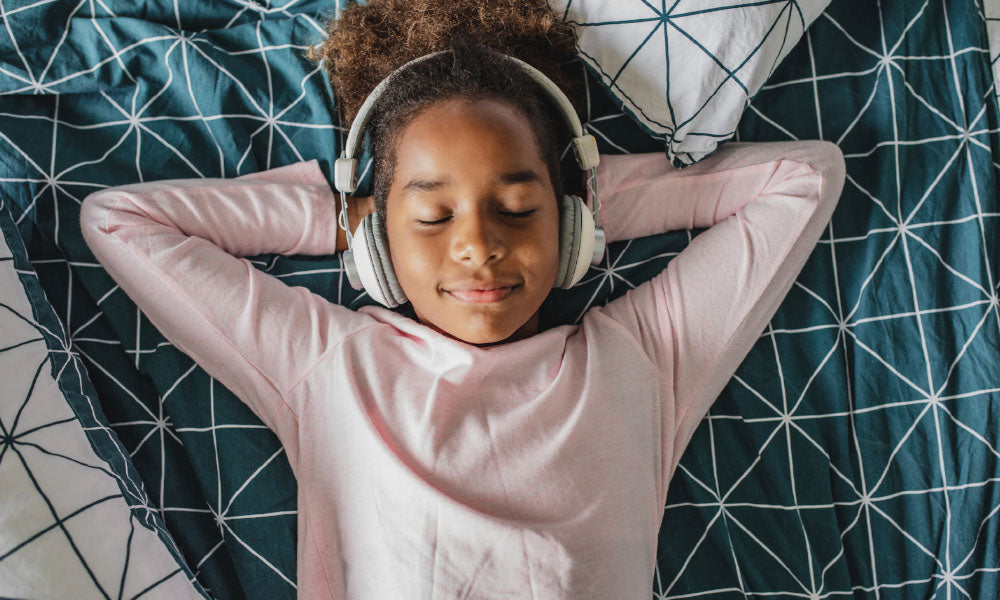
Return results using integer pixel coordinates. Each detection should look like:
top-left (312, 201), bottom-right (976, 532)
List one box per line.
top-left (79, 159), bottom-right (377, 433)
top-left (586, 140), bottom-right (846, 484)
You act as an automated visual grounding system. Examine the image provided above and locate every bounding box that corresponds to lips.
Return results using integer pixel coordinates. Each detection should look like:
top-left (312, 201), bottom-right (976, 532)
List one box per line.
top-left (446, 284), bottom-right (519, 303)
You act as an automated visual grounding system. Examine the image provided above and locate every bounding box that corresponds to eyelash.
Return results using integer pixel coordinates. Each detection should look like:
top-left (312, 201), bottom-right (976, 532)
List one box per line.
top-left (416, 210), bottom-right (537, 226)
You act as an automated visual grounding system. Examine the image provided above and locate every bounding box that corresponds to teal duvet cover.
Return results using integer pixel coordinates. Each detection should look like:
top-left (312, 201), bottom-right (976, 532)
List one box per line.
top-left (0, 0), bottom-right (998, 598)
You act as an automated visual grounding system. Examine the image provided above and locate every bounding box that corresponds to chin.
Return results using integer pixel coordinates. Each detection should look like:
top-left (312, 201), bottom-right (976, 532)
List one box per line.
top-left (459, 329), bottom-right (510, 346)
top-left (450, 320), bottom-right (521, 346)
top-left (413, 302), bottom-right (524, 345)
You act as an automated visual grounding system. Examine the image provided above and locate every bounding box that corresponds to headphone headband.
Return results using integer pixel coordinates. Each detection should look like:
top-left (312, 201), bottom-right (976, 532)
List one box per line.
top-left (333, 48), bottom-right (600, 194)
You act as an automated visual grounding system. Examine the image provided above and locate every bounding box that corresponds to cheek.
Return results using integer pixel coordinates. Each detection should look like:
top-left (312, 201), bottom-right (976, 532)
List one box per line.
top-left (389, 231), bottom-right (440, 289)
top-left (526, 221), bottom-right (562, 277)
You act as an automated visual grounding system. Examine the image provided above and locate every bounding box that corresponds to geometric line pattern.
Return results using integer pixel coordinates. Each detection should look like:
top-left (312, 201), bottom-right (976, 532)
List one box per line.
top-left (0, 0), bottom-right (997, 599)
top-left (0, 195), bottom-right (207, 599)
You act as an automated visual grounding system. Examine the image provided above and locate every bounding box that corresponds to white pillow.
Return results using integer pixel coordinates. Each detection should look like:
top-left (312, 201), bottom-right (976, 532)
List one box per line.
top-left (0, 200), bottom-right (208, 600)
top-left (987, 0), bottom-right (1000, 106)
top-left (549, 0), bottom-right (832, 166)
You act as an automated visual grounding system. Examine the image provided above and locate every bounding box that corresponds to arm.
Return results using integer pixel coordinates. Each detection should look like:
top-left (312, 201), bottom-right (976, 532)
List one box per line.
top-left (587, 141), bottom-right (846, 488)
top-left (79, 159), bottom-right (378, 434)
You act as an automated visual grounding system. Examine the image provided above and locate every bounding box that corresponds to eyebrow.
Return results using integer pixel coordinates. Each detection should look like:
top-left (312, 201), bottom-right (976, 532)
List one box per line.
top-left (498, 169), bottom-right (543, 186)
top-left (402, 169), bottom-right (543, 193)
top-left (402, 178), bottom-right (449, 193)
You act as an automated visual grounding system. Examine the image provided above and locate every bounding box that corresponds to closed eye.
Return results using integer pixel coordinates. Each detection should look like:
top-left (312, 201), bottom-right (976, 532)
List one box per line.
top-left (416, 210), bottom-right (537, 226)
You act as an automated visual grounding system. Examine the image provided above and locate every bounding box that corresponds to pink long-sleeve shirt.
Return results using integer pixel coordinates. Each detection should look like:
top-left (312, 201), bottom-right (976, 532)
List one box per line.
top-left (79, 140), bottom-right (845, 600)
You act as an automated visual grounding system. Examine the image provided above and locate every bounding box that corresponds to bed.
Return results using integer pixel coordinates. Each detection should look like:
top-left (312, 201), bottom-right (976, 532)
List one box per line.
top-left (0, 0), bottom-right (997, 598)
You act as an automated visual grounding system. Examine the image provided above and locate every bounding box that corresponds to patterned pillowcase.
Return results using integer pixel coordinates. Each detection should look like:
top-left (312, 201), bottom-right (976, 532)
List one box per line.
top-left (549, 0), bottom-right (832, 166)
top-left (0, 199), bottom-right (209, 599)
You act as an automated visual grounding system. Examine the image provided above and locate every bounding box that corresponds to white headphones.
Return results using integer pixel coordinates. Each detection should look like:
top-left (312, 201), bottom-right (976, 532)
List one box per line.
top-left (333, 49), bottom-right (605, 308)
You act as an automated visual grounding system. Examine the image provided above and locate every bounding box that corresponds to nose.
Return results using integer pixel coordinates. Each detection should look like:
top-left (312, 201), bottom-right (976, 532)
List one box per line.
top-left (449, 207), bottom-right (507, 265)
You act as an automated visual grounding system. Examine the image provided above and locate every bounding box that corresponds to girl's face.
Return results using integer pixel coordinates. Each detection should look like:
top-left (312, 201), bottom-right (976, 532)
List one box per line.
top-left (384, 97), bottom-right (561, 346)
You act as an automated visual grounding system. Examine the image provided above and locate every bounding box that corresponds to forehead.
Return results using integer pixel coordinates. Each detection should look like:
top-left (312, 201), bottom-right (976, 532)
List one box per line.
top-left (393, 97), bottom-right (546, 172)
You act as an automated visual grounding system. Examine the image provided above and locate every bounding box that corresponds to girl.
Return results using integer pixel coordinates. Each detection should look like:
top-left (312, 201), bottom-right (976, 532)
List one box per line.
top-left (80, 1), bottom-right (846, 598)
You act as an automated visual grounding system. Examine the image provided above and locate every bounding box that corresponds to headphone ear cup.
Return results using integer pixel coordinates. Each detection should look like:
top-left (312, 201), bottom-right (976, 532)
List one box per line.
top-left (553, 194), bottom-right (598, 289)
top-left (365, 212), bottom-right (407, 308)
top-left (554, 194), bottom-right (583, 289)
top-left (348, 212), bottom-right (407, 308)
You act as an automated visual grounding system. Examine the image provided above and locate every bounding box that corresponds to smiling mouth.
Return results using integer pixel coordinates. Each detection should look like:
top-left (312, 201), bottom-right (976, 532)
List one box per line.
top-left (446, 285), bottom-right (519, 303)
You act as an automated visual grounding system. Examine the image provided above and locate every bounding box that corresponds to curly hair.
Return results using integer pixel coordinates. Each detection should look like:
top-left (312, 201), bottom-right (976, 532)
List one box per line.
top-left (303, 0), bottom-right (585, 221)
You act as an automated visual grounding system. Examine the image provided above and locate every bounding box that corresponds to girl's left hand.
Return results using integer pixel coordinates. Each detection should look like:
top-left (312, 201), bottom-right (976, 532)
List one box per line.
top-left (335, 195), bottom-right (375, 252)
